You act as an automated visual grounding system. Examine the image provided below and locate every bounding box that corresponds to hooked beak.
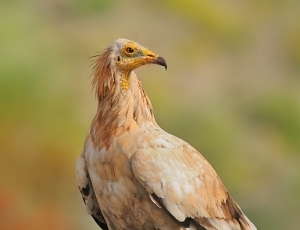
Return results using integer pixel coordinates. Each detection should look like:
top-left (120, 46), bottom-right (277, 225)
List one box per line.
top-left (143, 49), bottom-right (167, 70)
top-left (153, 56), bottom-right (167, 70)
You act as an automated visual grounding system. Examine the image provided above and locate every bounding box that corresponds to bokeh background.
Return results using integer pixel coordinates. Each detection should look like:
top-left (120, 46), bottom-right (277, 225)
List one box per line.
top-left (1, 0), bottom-right (300, 229)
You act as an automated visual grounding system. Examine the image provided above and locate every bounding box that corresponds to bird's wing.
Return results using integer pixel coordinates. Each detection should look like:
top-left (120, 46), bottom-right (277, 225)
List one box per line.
top-left (76, 153), bottom-right (108, 230)
top-left (131, 132), bottom-right (255, 230)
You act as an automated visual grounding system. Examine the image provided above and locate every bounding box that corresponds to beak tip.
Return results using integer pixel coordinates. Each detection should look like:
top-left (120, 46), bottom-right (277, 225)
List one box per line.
top-left (156, 56), bottom-right (167, 71)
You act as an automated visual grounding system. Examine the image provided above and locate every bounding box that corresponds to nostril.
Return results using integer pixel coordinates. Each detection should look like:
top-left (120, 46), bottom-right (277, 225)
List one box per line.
top-left (147, 54), bottom-right (155, 58)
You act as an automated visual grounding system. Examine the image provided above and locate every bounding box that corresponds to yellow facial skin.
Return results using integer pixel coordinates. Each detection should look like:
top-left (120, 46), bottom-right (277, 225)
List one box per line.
top-left (116, 41), bottom-right (167, 73)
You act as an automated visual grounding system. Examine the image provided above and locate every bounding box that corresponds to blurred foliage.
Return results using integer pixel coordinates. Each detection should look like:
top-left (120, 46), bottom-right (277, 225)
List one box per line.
top-left (0, 0), bottom-right (299, 229)
top-left (245, 92), bottom-right (300, 152)
top-left (72, 0), bottom-right (114, 15)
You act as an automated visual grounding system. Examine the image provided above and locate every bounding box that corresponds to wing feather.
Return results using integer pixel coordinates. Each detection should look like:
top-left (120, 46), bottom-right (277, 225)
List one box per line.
top-left (76, 154), bottom-right (108, 230)
top-left (131, 132), bottom-right (256, 230)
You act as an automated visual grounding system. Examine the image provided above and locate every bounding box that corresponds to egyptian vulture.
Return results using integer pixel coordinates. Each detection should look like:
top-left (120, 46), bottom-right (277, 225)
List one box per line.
top-left (76, 38), bottom-right (257, 230)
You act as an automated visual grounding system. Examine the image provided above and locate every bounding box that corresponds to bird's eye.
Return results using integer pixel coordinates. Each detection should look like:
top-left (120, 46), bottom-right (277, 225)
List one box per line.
top-left (126, 47), bottom-right (134, 53)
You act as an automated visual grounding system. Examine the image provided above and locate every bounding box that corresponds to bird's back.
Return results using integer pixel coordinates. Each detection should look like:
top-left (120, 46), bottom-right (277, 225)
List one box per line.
top-left (79, 124), bottom-right (255, 230)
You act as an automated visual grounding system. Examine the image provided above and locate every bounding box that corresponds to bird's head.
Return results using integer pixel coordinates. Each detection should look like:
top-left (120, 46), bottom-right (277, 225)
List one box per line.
top-left (92, 38), bottom-right (167, 100)
top-left (111, 38), bottom-right (167, 72)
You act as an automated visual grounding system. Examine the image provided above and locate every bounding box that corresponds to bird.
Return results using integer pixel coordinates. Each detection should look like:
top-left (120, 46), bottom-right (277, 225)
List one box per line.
top-left (76, 38), bottom-right (257, 230)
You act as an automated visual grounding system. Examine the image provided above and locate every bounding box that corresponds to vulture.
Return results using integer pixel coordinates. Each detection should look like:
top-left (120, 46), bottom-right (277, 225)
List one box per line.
top-left (76, 38), bottom-right (257, 230)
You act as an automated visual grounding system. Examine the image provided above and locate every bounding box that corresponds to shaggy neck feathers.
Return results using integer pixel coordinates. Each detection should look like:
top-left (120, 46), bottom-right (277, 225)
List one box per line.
top-left (90, 48), bottom-right (155, 149)
top-left (91, 47), bottom-right (115, 101)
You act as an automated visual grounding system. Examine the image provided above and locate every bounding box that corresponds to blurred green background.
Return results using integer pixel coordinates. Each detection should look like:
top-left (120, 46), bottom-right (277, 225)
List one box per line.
top-left (1, 0), bottom-right (300, 229)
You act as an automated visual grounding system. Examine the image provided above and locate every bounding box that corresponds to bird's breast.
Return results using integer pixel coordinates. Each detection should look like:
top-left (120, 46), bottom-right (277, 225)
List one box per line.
top-left (84, 134), bottom-right (183, 230)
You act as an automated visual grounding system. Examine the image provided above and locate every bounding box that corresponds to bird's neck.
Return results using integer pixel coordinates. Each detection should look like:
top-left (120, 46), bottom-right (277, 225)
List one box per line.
top-left (90, 71), bottom-right (156, 150)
